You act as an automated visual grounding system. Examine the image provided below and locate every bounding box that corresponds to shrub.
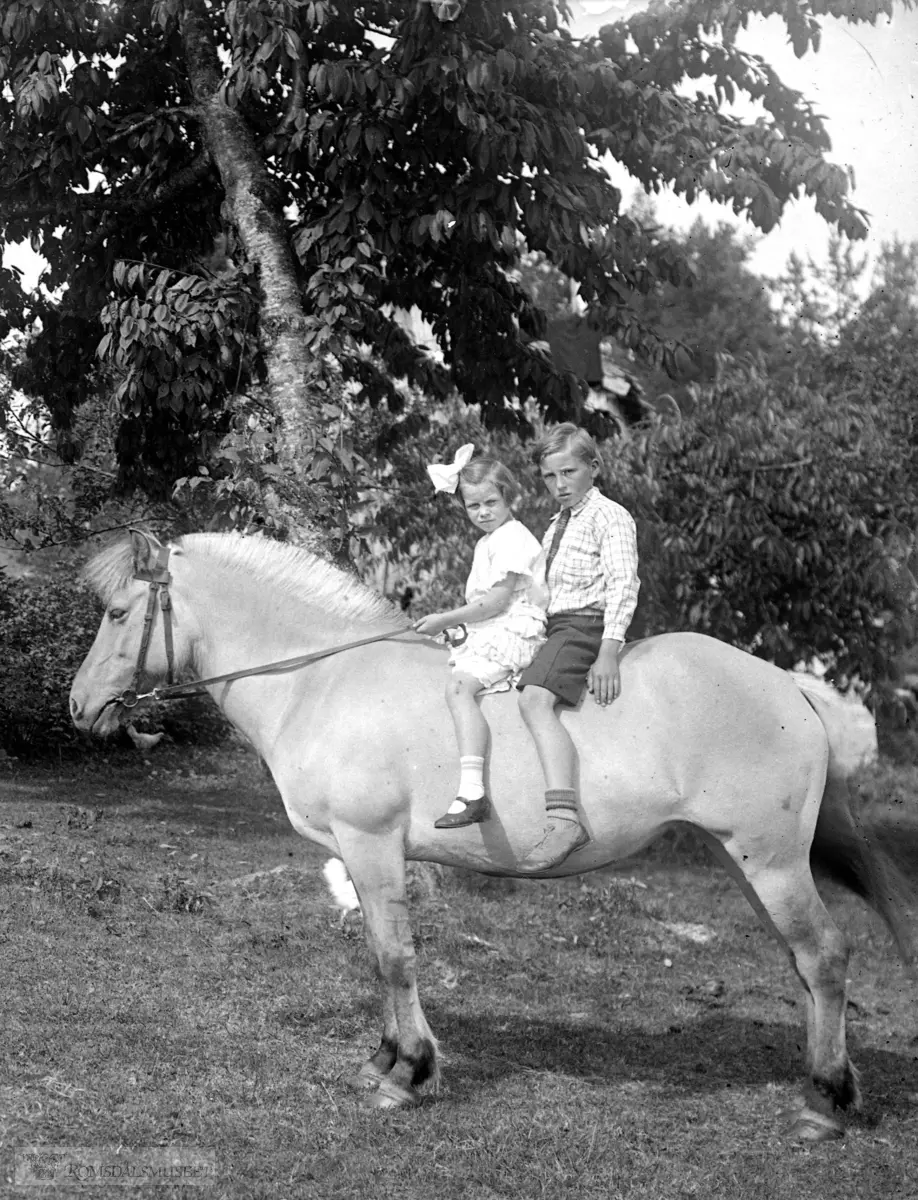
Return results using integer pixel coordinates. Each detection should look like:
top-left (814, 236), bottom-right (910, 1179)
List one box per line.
top-left (602, 364), bottom-right (918, 682)
top-left (0, 569), bottom-right (230, 760)
top-left (354, 372), bottom-right (917, 686)
top-left (0, 571), bottom-right (103, 757)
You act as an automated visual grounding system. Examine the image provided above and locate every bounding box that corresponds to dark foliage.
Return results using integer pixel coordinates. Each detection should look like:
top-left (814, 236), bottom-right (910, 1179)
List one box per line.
top-left (0, 569), bottom-right (230, 758)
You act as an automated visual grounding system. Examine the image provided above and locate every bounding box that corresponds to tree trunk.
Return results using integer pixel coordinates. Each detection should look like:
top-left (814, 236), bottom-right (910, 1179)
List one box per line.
top-left (180, 0), bottom-right (327, 550)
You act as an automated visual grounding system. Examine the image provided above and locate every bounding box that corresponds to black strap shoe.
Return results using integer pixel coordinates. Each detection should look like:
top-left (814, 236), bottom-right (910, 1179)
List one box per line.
top-left (434, 795), bottom-right (490, 829)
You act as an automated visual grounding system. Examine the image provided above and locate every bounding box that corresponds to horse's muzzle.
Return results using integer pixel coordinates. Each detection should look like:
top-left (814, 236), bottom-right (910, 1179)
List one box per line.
top-left (69, 691), bottom-right (121, 736)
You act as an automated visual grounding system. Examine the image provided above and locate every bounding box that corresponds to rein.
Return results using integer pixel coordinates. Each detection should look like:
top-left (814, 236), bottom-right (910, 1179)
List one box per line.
top-left (111, 545), bottom-right (463, 711)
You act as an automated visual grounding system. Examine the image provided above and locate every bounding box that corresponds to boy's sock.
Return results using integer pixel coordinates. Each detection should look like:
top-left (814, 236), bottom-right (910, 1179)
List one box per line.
top-left (444, 755), bottom-right (485, 814)
top-left (545, 787), bottom-right (578, 817)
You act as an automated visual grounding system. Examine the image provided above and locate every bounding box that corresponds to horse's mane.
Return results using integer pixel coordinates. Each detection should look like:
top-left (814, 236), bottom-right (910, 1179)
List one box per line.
top-left (82, 532), bottom-right (406, 627)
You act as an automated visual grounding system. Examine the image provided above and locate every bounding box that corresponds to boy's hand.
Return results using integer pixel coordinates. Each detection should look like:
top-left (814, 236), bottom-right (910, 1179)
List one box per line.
top-left (588, 641), bottom-right (621, 706)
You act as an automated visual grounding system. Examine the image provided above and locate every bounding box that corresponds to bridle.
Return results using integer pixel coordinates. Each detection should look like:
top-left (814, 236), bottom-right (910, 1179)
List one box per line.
top-left (107, 544), bottom-right (465, 712)
top-left (118, 543), bottom-right (176, 709)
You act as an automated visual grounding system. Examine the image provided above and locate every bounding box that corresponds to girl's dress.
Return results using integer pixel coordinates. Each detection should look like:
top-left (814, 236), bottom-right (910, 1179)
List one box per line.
top-left (451, 518), bottom-right (547, 684)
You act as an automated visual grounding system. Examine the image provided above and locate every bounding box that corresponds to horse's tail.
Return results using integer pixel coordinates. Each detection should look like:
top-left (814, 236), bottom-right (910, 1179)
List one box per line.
top-left (798, 682), bottom-right (917, 970)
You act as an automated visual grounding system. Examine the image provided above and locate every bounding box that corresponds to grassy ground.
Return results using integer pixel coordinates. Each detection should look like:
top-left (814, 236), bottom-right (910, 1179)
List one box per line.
top-left (1, 747), bottom-right (916, 1200)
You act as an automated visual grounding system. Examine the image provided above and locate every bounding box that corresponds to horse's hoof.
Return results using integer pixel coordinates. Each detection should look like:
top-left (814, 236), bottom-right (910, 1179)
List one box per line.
top-left (347, 1064), bottom-right (386, 1092)
top-left (776, 1099), bottom-right (806, 1121)
top-left (362, 1078), bottom-right (420, 1110)
top-left (790, 1108), bottom-right (845, 1142)
top-left (347, 1073), bottom-right (380, 1092)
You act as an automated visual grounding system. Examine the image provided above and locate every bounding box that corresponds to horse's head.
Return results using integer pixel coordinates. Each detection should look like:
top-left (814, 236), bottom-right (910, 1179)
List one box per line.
top-left (70, 529), bottom-right (195, 736)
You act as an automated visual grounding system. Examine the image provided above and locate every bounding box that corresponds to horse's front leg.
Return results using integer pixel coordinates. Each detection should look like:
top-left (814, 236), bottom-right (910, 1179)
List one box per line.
top-left (333, 823), bottom-right (440, 1109)
top-left (349, 987), bottom-right (399, 1094)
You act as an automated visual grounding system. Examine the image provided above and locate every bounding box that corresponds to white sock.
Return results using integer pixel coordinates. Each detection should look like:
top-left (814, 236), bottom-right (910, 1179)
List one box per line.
top-left (449, 755), bottom-right (485, 811)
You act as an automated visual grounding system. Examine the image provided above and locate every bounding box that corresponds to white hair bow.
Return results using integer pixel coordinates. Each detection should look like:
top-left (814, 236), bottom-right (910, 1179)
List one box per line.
top-left (424, 0), bottom-right (465, 20)
top-left (426, 443), bottom-right (475, 493)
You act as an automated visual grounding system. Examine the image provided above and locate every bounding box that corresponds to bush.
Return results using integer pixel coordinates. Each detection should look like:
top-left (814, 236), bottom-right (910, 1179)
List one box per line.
top-left (354, 371), bottom-right (917, 687)
top-left (0, 569), bottom-right (230, 760)
top-left (603, 364), bottom-right (918, 682)
top-left (0, 571), bottom-right (103, 757)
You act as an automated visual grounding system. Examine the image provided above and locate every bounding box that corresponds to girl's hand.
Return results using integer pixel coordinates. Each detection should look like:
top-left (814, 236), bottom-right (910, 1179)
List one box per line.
top-left (414, 614), bottom-right (450, 638)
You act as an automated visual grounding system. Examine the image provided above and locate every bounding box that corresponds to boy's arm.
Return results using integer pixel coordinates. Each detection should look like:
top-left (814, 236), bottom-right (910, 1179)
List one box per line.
top-left (588, 510), bottom-right (640, 705)
top-left (598, 509), bottom-right (640, 643)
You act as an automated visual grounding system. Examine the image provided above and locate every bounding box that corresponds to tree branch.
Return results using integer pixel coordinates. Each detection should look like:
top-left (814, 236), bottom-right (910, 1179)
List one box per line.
top-left (107, 106), bottom-right (199, 143)
top-left (1, 152), bottom-right (213, 225)
top-left (3, 519), bottom-right (153, 552)
top-left (0, 449), bottom-right (116, 479)
top-left (277, 58), bottom-right (306, 137)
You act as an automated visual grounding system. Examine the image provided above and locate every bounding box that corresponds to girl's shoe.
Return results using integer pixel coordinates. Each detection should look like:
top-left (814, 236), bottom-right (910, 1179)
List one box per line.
top-left (434, 796), bottom-right (490, 828)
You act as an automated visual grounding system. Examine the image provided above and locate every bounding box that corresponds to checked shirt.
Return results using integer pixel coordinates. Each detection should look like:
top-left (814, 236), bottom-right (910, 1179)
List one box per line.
top-left (541, 486), bottom-right (640, 642)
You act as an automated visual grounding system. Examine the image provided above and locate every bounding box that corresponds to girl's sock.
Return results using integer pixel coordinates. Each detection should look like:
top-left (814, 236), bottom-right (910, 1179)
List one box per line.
top-left (445, 755), bottom-right (485, 812)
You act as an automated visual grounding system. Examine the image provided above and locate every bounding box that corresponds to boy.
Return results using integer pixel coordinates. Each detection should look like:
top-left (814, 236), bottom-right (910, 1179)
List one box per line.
top-left (517, 423), bottom-right (640, 871)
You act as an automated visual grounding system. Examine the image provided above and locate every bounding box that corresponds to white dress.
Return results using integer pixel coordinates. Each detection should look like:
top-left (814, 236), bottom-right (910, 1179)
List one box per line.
top-left (450, 519), bottom-right (547, 682)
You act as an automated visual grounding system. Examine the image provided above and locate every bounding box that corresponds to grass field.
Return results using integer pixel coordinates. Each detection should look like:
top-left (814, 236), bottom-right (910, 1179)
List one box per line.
top-left (1, 746), bottom-right (916, 1200)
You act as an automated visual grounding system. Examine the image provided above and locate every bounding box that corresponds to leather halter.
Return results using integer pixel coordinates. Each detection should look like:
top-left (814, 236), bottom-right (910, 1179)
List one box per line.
top-left (111, 545), bottom-right (466, 711)
top-left (118, 544), bottom-right (176, 709)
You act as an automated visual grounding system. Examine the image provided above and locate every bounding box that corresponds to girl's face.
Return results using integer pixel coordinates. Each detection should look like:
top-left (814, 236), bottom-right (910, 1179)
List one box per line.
top-left (459, 479), bottom-right (513, 534)
top-left (539, 446), bottom-right (599, 508)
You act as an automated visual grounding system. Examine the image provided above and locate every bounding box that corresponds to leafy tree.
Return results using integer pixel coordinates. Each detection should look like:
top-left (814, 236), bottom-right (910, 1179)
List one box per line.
top-left (776, 237), bottom-right (918, 445)
top-left (514, 209), bottom-right (799, 412)
top-left (622, 212), bottom-right (787, 399)
top-left (774, 232), bottom-right (868, 377)
top-left (514, 249), bottom-right (574, 323)
top-left (0, 0), bottom-right (897, 549)
top-left (849, 238), bottom-right (918, 340)
top-left (818, 241), bottom-right (918, 534)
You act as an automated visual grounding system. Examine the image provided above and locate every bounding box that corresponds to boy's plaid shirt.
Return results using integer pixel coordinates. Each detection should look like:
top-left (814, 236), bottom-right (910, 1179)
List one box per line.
top-left (542, 486), bottom-right (640, 642)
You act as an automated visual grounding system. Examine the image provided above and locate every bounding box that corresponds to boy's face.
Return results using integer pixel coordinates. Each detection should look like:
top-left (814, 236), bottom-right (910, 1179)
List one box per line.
top-left (539, 447), bottom-right (599, 509)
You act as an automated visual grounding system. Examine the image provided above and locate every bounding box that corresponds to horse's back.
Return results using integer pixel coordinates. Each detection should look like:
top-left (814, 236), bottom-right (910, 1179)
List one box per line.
top-left (294, 630), bottom-right (829, 874)
top-left (481, 632), bottom-right (827, 856)
top-left (484, 631), bottom-right (823, 773)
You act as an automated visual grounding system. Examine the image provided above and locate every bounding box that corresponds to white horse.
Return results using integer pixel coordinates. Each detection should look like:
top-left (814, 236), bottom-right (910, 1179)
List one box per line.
top-left (69, 530), bottom-right (915, 1140)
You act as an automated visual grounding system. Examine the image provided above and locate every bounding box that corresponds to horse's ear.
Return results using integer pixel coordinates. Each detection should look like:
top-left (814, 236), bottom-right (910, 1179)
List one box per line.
top-left (129, 528), bottom-right (162, 573)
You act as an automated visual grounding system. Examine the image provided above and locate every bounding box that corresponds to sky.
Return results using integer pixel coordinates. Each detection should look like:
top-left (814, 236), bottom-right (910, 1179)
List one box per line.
top-left (568, 1), bottom-right (918, 282)
top-left (4, 2), bottom-right (917, 290)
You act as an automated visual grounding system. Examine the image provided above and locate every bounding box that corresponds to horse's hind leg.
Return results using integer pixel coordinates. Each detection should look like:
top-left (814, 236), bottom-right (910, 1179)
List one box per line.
top-left (333, 823), bottom-right (439, 1109)
top-left (699, 833), bottom-right (857, 1141)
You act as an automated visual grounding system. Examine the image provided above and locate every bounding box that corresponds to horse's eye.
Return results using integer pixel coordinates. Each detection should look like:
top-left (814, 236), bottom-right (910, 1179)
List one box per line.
top-left (108, 607), bottom-right (127, 622)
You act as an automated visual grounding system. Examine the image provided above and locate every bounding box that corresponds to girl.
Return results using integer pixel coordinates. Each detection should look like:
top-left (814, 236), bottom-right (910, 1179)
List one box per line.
top-left (414, 445), bottom-right (547, 829)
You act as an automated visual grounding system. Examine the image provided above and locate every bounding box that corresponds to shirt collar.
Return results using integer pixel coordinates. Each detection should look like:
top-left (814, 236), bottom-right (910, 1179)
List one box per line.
top-left (550, 486), bottom-right (597, 523)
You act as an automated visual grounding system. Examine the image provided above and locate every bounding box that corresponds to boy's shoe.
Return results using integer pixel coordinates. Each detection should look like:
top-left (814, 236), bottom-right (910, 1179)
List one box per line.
top-left (434, 795), bottom-right (490, 829)
top-left (519, 813), bottom-right (590, 871)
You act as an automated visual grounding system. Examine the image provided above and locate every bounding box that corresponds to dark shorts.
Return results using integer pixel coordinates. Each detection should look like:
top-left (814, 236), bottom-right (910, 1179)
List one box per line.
top-left (516, 613), bottom-right (605, 707)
